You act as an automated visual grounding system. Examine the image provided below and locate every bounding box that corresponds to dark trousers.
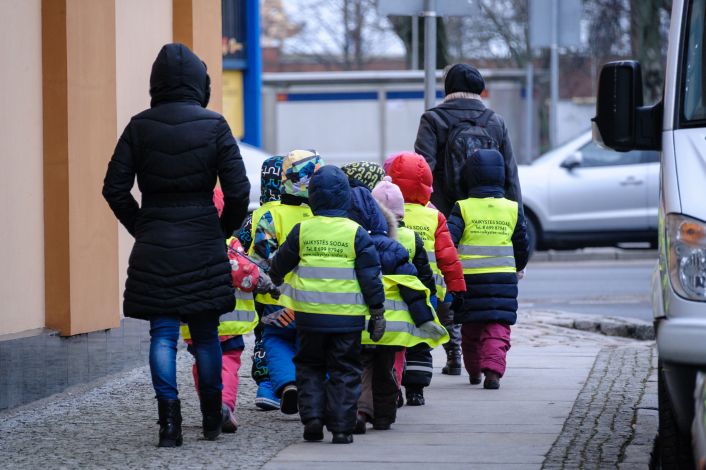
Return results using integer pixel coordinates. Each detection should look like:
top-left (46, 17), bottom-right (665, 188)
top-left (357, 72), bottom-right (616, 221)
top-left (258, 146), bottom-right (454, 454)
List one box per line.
top-left (402, 344), bottom-right (434, 390)
top-left (358, 347), bottom-right (398, 424)
top-left (294, 330), bottom-right (362, 433)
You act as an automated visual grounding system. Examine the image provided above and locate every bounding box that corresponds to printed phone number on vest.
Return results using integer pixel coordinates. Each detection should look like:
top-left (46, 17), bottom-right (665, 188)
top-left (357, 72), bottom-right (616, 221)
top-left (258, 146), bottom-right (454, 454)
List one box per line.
top-left (303, 239), bottom-right (351, 256)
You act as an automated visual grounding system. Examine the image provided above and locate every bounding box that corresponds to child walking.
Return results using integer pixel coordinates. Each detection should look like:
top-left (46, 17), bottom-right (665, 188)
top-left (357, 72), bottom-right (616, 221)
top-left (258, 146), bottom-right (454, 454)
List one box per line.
top-left (348, 184), bottom-right (445, 433)
top-left (269, 166), bottom-right (386, 444)
top-left (446, 149), bottom-right (529, 389)
top-left (250, 150), bottom-right (322, 415)
top-left (387, 152), bottom-right (466, 406)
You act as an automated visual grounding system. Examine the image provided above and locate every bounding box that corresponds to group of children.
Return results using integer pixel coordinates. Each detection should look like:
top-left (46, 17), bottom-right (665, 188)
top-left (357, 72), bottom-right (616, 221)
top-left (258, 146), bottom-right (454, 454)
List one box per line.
top-left (183, 147), bottom-right (530, 443)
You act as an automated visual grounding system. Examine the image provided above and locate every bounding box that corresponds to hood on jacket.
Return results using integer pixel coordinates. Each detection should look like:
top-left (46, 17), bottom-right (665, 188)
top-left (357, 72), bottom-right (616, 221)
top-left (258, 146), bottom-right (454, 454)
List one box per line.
top-left (150, 43), bottom-right (210, 108)
top-left (308, 165), bottom-right (351, 216)
top-left (348, 187), bottom-right (393, 237)
top-left (387, 152), bottom-right (433, 205)
top-left (462, 149), bottom-right (505, 198)
top-left (281, 149), bottom-right (324, 199)
top-left (260, 156), bottom-right (284, 204)
top-left (340, 161), bottom-right (386, 191)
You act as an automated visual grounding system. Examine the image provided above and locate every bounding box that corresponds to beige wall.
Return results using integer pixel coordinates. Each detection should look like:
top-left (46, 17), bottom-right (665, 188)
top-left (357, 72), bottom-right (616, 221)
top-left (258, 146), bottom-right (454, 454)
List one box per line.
top-left (115, 0), bottom-right (173, 315)
top-left (0, 0), bottom-right (45, 336)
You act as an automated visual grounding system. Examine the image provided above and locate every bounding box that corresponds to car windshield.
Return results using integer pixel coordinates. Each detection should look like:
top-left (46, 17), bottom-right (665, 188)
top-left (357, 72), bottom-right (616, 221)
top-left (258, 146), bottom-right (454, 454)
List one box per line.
top-left (682, 0), bottom-right (706, 124)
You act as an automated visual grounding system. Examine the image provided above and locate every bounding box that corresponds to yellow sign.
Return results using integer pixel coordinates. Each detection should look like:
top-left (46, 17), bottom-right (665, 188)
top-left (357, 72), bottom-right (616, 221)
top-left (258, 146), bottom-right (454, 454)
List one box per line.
top-left (222, 70), bottom-right (244, 139)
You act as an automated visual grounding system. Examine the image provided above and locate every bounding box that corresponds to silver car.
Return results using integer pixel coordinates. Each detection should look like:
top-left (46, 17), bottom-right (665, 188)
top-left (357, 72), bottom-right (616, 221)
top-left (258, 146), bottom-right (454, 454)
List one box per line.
top-left (518, 131), bottom-right (660, 253)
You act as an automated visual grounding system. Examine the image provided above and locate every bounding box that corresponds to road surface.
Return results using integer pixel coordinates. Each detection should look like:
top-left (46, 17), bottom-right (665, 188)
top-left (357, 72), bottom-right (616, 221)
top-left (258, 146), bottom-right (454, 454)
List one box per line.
top-left (518, 259), bottom-right (655, 322)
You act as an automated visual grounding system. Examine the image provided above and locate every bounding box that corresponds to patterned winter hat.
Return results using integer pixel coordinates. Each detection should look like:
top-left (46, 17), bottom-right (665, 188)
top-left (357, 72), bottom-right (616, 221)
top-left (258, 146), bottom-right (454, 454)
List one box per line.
top-left (260, 155), bottom-right (284, 204)
top-left (340, 161), bottom-right (386, 191)
top-left (282, 149), bottom-right (324, 199)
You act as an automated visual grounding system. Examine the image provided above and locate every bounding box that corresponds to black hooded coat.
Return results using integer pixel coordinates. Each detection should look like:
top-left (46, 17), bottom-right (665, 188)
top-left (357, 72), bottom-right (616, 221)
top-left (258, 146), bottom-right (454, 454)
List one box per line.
top-left (102, 43), bottom-right (250, 319)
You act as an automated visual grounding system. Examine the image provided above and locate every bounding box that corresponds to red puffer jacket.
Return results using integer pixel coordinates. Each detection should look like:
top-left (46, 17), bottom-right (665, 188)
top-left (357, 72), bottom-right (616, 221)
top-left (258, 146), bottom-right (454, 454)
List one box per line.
top-left (387, 152), bottom-right (466, 293)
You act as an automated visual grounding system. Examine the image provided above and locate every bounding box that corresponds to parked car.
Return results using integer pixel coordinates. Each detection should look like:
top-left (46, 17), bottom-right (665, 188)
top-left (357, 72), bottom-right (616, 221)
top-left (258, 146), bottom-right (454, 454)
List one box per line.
top-left (593, 0), bottom-right (706, 466)
top-left (518, 131), bottom-right (659, 254)
top-left (239, 142), bottom-right (273, 211)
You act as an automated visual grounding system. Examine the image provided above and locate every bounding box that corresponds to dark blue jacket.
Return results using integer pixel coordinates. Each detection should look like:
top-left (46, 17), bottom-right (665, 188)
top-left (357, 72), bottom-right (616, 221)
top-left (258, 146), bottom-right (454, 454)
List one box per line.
top-left (447, 149), bottom-right (529, 325)
top-left (269, 166), bottom-right (385, 333)
top-left (349, 187), bottom-right (434, 326)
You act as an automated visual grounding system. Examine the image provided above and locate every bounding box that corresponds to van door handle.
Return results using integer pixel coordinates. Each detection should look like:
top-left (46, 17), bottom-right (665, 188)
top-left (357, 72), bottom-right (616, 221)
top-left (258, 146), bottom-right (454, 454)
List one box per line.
top-left (620, 177), bottom-right (643, 186)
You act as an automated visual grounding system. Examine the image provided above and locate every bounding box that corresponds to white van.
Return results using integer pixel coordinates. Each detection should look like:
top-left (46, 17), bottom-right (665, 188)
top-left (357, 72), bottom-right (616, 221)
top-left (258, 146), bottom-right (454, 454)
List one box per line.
top-left (592, 1), bottom-right (706, 467)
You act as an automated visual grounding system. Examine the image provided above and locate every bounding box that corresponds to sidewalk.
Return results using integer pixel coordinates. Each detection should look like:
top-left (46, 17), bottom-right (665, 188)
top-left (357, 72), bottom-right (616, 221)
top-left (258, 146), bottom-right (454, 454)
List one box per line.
top-left (0, 318), bottom-right (652, 469)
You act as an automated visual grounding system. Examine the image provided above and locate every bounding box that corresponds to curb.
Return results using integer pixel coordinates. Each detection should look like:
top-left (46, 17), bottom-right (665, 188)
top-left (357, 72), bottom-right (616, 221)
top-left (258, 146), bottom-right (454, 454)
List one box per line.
top-left (530, 249), bottom-right (657, 263)
top-left (521, 310), bottom-right (655, 340)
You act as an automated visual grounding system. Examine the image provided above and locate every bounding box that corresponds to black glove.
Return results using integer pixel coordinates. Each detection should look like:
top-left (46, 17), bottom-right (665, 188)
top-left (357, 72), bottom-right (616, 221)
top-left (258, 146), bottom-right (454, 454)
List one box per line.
top-left (367, 306), bottom-right (386, 342)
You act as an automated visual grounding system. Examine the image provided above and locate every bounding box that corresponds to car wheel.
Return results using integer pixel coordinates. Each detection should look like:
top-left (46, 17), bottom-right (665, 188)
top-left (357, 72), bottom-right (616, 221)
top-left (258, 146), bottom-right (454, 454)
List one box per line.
top-left (526, 216), bottom-right (538, 258)
top-left (656, 360), bottom-right (693, 469)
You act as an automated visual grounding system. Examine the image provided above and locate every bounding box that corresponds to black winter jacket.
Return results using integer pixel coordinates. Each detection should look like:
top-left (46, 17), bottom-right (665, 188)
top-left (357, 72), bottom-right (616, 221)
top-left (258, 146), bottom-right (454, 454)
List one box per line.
top-left (269, 166), bottom-right (385, 333)
top-left (102, 44), bottom-right (250, 319)
top-left (414, 98), bottom-right (522, 216)
top-left (446, 150), bottom-right (529, 325)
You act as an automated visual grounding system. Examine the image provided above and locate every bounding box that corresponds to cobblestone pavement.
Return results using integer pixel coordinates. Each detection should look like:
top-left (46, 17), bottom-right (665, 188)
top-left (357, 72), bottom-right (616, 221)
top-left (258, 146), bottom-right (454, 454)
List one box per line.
top-left (542, 343), bottom-right (657, 469)
top-left (0, 340), bottom-right (302, 469)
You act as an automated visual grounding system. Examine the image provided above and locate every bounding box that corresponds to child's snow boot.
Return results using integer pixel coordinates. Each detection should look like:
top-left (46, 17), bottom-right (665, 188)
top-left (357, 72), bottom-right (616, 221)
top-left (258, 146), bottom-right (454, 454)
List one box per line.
top-left (372, 418), bottom-right (392, 431)
top-left (157, 399), bottom-right (183, 447)
top-left (353, 412), bottom-right (369, 434)
top-left (441, 347), bottom-right (462, 376)
top-left (332, 432), bottom-right (354, 444)
top-left (469, 374), bottom-right (482, 385)
top-left (483, 371), bottom-right (501, 390)
top-left (280, 384), bottom-right (299, 415)
top-left (405, 387), bottom-right (425, 406)
top-left (303, 419), bottom-right (324, 441)
top-left (255, 380), bottom-right (280, 411)
top-left (221, 405), bottom-right (238, 433)
top-left (396, 389), bottom-right (404, 408)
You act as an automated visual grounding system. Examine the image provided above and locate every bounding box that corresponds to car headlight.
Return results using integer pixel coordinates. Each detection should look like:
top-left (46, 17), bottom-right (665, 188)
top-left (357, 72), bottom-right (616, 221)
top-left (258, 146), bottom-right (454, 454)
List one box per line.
top-left (667, 213), bottom-right (706, 301)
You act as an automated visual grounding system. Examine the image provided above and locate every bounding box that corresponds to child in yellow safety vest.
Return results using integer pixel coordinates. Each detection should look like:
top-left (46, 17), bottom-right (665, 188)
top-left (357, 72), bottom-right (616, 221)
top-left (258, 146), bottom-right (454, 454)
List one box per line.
top-left (268, 166), bottom-right (386, 444)
top-left (181, 191), bottom-right (279, 433)
top-left (446, 149), bottom-right (529, 390)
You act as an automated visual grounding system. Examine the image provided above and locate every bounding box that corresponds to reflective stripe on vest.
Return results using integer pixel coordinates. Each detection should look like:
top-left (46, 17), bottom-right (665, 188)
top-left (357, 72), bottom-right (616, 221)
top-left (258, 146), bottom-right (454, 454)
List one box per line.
top-left (403, 203), bottom-right (446, 300)
top-left (254, 203), bottom-right (312, 305)
top-left (361, 274), bottom-right (449, 348)
top-left (457, 197), bottom-right (518, 275)
top-left (396, 226), bottom-right (417, 260)
top-left (181, 290), bottom-right (258, 340)
top-left (277, 216), bottom-right (368, 316)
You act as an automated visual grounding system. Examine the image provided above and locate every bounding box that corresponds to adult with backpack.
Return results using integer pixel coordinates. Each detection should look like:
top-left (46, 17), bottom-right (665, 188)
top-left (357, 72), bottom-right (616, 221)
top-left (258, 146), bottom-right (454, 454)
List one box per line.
top-left (413, 63), bottom-right (525, 377)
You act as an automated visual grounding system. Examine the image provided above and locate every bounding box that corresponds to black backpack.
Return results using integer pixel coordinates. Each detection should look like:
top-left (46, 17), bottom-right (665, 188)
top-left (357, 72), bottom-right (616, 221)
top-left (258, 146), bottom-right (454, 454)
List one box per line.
top-left (432, 108), bottom-right (498, 202)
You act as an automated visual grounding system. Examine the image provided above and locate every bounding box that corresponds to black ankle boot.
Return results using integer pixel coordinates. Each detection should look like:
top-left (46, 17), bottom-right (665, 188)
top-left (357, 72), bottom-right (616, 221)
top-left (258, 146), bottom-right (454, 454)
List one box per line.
top-left (303, 418), bottom-right (324, 441)
top-left (200, 393), bottom-right (223, 440)
top-left (157, 399), bottom-right (183, 447)
top-left (441, 348), bottom-right (462, 375)
top-left (331, 432), bottom-right (353, 444)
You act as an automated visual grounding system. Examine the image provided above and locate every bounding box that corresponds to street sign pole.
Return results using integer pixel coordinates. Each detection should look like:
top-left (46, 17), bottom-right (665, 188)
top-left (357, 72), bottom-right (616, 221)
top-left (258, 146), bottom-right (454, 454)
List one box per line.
top-left (411, 16), bottom-right (419, 70)
top-left (549, 0), bottom-right (559, 148)
top-left (423, 0), bottom-right (437, 110)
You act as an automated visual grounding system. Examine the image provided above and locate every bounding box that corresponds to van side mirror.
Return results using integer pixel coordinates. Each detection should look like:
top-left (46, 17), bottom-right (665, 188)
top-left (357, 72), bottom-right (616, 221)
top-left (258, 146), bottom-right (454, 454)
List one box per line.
top-left (592, 60), bottom-right (662, 152)
top-left (560, 152), bottom-right (582, 171)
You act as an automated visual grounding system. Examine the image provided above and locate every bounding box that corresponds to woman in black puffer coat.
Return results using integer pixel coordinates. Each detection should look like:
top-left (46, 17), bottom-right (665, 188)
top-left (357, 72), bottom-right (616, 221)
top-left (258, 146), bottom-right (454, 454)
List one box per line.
top-left (102, 43), bottom-right (250, 447)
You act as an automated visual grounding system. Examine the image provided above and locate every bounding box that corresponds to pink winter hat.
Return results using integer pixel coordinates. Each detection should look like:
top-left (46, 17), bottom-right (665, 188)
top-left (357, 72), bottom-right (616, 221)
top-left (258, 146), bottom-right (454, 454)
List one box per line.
top-left (372, 176), bottom-right (405, 220)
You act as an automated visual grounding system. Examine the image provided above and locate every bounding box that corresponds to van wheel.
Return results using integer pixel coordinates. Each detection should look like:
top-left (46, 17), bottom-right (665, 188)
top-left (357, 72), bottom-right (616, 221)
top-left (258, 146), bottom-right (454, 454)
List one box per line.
top-left (656, 360), bottom-right (693, 469)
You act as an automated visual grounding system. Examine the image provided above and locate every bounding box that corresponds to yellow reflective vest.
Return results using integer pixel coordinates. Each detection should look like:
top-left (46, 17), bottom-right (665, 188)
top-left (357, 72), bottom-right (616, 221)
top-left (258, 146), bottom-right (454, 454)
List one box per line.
top-left (457, 197), bottom-right (518, 275)
top-left (362, 275), bottom-right (449, 348)
top-left (403, 203), bottom-right (446, 300)
top-left (397, 226), bottom-right (417, 260)
top-left (181, 290), bottom-right (258, 340)
top-left (252, 203), bottom-right (312, 305)
top-left (278, 216), bottom-right (368, 316)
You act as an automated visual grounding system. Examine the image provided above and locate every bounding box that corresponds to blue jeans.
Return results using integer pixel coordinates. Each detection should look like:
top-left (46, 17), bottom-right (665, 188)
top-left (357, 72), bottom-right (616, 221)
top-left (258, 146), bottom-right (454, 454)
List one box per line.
top-left (149, 315), bottom-right (222, 400)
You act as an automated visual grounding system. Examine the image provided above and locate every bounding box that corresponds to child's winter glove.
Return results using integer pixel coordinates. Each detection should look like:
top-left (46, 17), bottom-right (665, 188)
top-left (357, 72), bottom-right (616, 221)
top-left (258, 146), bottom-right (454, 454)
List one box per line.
top-left (261, 308), bottom-right (295, 328)
top-left (367, 306), bottom-right (386, 342)
top-left (254, 271), bottom-right (281, 299)
top-left (418, 321), bottom-right (446, 340)
top-left (517, 269), bottom-right (526, 280)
